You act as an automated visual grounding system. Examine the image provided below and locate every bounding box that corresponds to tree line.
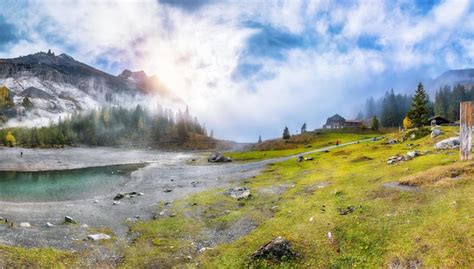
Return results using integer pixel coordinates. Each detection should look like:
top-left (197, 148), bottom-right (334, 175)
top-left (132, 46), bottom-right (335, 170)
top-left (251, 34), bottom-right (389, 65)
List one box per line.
top-left (361, 83), bottom-right (474, 127)
top-left (1, 105), bottom-right (208, 147)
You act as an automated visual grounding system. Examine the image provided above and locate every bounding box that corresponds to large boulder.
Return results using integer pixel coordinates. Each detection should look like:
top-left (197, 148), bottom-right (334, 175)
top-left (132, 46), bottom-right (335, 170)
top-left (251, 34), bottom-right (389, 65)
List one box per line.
top-left (251, 236), bottom-right (297, 262)
top-left (435, 137), bottom-right (460, 150)
top-left (208, 152), bottom-right (232, 163)
top-left (224, 187), bottom-right (251, 200)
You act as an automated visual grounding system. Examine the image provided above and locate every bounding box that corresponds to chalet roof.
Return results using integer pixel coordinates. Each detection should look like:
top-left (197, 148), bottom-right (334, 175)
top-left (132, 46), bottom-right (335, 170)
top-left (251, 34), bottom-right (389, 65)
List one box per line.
top-left (327, 114), bottom-right (345, 122)
top-left (429, 116), bottom-right (450, 122)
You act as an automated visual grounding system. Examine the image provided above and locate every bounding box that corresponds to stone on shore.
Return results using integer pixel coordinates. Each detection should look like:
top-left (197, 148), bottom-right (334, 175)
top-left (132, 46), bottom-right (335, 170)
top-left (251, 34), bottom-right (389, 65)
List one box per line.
top-left (208, 152), bottom-right (232, 163)
top-left (20, 222), bottom-right (31, 228)
top-left (64, 216), bottom-right (78, 224)
top-left (87, 233), bottom-right (111, 241)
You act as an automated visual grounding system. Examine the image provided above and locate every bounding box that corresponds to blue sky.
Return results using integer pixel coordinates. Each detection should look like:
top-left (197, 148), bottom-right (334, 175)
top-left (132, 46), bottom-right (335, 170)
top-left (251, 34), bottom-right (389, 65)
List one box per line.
top-left (0, 0), bottom-right (473, 141)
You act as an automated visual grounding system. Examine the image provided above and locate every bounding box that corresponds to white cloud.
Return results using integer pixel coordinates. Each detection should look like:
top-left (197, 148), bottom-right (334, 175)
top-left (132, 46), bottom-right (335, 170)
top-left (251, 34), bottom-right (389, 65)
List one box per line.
top-left (1, 0), bottom-right (474, 141)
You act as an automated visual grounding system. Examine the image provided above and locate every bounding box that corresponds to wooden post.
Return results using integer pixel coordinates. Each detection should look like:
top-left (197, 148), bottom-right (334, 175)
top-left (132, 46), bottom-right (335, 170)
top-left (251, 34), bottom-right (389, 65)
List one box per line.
top-left (460, 101), bottom-right (472, 161)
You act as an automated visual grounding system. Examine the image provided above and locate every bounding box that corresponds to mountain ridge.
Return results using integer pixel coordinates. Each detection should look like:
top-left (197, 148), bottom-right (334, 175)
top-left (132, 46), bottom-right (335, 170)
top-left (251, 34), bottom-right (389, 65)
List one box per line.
top-left (0, 50), bottom-right (176, 126)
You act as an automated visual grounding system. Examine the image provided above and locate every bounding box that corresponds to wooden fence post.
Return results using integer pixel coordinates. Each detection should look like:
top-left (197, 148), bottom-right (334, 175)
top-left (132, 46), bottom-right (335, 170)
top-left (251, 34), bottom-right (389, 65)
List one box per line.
top-left (460, 101), bottom-right (472, 161)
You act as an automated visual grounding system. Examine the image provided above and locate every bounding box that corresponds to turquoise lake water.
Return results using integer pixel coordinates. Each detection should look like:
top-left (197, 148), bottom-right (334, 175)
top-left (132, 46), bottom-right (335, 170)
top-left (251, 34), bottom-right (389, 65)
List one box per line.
top-left (0, 163), bottom-right (146, 202)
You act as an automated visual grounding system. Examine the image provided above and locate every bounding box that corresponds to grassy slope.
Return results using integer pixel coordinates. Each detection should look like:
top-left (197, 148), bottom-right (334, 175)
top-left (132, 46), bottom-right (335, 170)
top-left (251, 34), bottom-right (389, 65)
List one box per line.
top-left (1, 127), bottom-right (473, 268)
top-left (226, 130), bottom-right (380, 162)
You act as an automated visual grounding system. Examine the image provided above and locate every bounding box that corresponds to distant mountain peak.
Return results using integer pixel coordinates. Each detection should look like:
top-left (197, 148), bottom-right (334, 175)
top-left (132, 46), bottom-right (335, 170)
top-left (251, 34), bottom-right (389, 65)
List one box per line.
top-left (430, 68), bottom-right (474, 90)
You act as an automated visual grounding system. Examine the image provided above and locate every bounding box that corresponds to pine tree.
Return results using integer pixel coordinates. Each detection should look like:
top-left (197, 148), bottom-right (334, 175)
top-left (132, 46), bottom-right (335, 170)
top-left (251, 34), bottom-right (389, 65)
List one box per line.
top-left (282, 126), bottom-right (290, 139)
top-left (371, 116), bottom-right (379, 131)
top-left (301, 123), bottom-right (307, 134)
top-left (407, 82), bottom-right (430, 127)
top-left (22, 97), bottom-right (33, 110)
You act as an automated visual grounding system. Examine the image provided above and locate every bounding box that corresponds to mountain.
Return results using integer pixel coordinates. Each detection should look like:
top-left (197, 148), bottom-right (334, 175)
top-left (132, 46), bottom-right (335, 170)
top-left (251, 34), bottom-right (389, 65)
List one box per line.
top-left (429, 69), bottom-right (474, 90)
top-left (0, 50), bottom-right (175, 125)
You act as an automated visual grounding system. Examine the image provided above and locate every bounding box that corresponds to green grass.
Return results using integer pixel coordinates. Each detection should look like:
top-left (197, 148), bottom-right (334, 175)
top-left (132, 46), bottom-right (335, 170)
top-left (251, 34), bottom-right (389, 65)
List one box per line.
top-left (2, 127), bottom-right (473, 268)
top-left (226, 130), bottom-right (380, 162)
top-left (0, 245), bottom-right (76, 268)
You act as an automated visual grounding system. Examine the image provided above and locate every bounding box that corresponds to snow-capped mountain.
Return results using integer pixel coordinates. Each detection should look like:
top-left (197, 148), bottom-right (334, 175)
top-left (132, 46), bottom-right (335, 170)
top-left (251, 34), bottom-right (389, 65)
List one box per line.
top-left (0, 50), bottom-right (174, 127)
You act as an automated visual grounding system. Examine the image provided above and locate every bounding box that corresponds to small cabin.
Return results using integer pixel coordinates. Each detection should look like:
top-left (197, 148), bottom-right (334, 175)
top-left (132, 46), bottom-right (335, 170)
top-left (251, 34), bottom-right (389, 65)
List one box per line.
top-left (428, 116), bottom-right (451, 126)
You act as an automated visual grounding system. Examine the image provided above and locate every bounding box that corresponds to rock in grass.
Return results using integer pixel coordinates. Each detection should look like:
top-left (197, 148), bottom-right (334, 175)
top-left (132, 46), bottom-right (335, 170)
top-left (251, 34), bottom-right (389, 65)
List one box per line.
top-left (406, 151), bottom-right (420, 158)
top-left (338, 206), bottom-right (355, 215)
top-left (87, 233), bottom-right (111, 241)
top-left (431, 129), bottom-right (442, 138)
top-left (224, 187), bottom-right (251, 200)
top-left (64, 216), bottom-right (78, 224)
top-left (251, 236), bottom-right (297, 262)
top-left (435, 137), bottom-right (460, 150)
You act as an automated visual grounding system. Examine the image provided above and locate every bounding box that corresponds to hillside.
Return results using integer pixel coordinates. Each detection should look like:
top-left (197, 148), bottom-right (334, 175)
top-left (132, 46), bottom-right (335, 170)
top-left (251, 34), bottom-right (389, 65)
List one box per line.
top-left (429, 68), bottom-right (474, 90)
top-left (1, 127), bottom-right (471, 268)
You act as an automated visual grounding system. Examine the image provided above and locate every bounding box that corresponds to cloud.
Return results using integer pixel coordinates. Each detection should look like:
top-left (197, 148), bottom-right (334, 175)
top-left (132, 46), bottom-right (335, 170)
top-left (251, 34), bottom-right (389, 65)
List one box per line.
top-left (0, 0), bottom-right (473, 141)
top-left (0, 15), bottom-right (18, 48)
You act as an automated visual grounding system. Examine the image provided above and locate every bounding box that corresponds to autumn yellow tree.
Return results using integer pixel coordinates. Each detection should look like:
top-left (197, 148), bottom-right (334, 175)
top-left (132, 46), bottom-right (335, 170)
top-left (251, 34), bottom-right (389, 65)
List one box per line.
top-left (0, 85), bottom-right (14, 108)
top-left (403, 116), bottom-right (413, 129)
top-left (5, 131), bottom-right (16, 147)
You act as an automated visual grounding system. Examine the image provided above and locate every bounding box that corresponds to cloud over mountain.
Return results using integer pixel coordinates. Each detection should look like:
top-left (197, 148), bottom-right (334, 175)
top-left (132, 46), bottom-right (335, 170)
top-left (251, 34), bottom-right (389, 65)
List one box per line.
top-left (0, 0), bottom-right (473, 141)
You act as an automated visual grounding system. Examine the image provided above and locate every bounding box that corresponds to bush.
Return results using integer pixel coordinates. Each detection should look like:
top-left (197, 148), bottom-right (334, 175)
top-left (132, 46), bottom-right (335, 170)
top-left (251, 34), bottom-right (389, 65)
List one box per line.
top-left (402, 127), bottom-right (430, 141)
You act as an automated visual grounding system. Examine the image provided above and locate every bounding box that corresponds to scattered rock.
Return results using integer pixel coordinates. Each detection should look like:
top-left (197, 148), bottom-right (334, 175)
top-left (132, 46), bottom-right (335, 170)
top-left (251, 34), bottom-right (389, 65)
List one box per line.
top-left (297, 156), bottom-right (304, 162)
top-left (81, 224), bottom-right (89, 228)
top-left (251, 236), bottom-right (297, 262)
top-left (87, 233), bottom-right (111, 241)
top-left (431, 129), bottom-right (443, 138)
top-left (114, 191), bottom-right (142, 200)
top-left (20, 222), bottom-right (31, 228)
top-left (94, 199), bottom-right (100, 203)
top-left (164, 189), bottom-right (173, 193)
top-left (327, 231), bottom-right (334, 242)
top-left (208, 152), bottom-right (232, 163)
top-left (338, 206), bottom-right (355, 215)
top-left (46, 222), bottom-right (55, 228)
top-left (388, 139), bottom-right (398, 144)
top-left (224, 187), bottom-right (251, 200)
top-left (64, 216), bottom-right (78, 224)
top-left (435, 137), bottom-right (460, 150)
top-left (406, 150), bottom-right (420, 159)
top-left (114, 192), bottom-right (126, 200)
top-left (113, 201), bottom-right (120, 205)
top-left (387, 156), bottom-right (404, 165)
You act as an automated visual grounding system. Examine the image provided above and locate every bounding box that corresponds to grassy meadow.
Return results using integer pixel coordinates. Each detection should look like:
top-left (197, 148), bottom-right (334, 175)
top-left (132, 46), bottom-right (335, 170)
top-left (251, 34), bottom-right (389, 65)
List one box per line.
top-left (1, 127), bottom-right (473, 268)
